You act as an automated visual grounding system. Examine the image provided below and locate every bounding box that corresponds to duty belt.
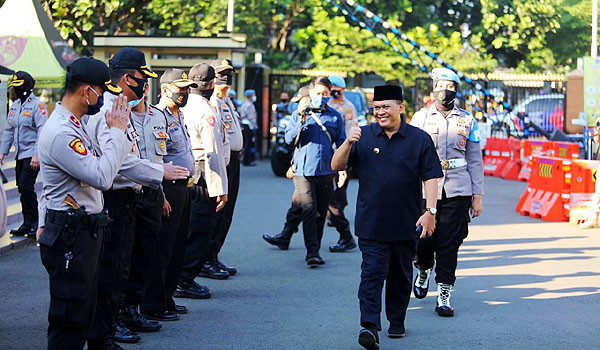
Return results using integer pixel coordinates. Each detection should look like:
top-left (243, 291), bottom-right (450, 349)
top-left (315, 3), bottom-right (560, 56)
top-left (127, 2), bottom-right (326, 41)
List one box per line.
top-left (46, 209), bottom-right (109, 231)
top-left (440, 158), bottom-right (468, 170)
top-left (167, 177), bottom-right (194, 188)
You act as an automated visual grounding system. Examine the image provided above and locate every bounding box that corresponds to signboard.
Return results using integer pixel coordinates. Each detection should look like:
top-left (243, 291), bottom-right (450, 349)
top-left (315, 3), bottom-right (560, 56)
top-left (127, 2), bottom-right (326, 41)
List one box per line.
top-left (583, 56), bottom-right (600, 126)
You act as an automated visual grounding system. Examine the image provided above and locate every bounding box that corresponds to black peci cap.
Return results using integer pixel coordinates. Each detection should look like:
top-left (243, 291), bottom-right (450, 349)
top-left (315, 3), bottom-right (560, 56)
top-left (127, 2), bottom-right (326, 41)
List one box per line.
top-left (210, 58), bottom-right (235, 74)
top-left (189, 63), bottom-right (215, 82)
top-left (109, 47), bottom-right (157, 78)
top-left (67, 57), bottom-right (122, 94)
top-left (8, 71), bottom-right (34, 89)
top-left (374, 85), bottom-right (403, 102)
top-left (160, 68), bottom-right (198, 88)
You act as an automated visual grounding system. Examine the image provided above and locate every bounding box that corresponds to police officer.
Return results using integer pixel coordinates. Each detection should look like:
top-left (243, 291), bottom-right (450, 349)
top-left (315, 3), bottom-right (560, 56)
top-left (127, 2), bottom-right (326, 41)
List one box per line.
top-left (410, 68), bottom-right (484, 317)
top-left (285, 77), bottom-right (345, 265)
top-left (36, 57), bottom-right (131, 350)
top-left (205, 58), bottom-right (243, 278)
top-left (1, 71), bottom-right (48, 238)
top-left (140, 69), bottom-right (197, 321)
top-left (177, 63), bottom-right (229, 297)
top-left (332, 85), bottom-right (442, 349)
top-left (240, 89), bottom-right (258, 166)
top-left (86, 48), bottom-right (189, 348)
top-left (119, 66), bottom-right (172, 333)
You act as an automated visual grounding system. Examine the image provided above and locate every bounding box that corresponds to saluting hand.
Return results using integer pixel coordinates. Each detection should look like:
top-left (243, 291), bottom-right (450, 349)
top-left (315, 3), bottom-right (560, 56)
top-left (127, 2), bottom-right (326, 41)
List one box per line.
top-left (163, 161), bottom-right (190, 180)
top-left (347, 119), bottom-right (361, 144)
top-left (106, 94), bottom-right (131, 132)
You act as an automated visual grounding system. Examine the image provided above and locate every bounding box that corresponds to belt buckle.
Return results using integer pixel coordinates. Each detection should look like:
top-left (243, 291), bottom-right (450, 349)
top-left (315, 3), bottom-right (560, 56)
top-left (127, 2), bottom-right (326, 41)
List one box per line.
top-left (187, 177), bottom-right (194, 188)
top-left (440, 160), bottom-right (450, 170)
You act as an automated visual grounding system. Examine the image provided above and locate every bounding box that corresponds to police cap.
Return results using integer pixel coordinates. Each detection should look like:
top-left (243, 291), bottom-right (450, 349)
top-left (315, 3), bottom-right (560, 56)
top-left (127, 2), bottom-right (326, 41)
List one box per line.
top-left (189, 63), bottom-right (215, 82)
top-left (8, 71), bottom-right (34, 89)
top-left (109, 47), bottom-right (157, 78)
top-left (160, 68), bottom-right (198, 88)
top-left (211, 58), bottom-right (235, 74)
top-left (67, 57), bottom-right (122, 94)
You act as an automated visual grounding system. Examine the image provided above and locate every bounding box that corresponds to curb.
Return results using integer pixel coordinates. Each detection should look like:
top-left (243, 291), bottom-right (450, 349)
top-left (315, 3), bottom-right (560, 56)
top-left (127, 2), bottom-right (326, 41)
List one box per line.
top-left (0, 236), bottom-right (33, 255)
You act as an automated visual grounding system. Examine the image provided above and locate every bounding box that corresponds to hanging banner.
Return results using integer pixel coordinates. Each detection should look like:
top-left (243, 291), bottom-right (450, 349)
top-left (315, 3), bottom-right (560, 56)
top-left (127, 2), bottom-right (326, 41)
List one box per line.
top-left (584, 57), bottom-right (600, 126)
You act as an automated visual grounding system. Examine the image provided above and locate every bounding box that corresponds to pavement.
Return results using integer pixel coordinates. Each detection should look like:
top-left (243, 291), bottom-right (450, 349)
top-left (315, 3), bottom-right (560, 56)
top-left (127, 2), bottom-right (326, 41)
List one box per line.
top-left (1, 161), bottom-right (599, 349)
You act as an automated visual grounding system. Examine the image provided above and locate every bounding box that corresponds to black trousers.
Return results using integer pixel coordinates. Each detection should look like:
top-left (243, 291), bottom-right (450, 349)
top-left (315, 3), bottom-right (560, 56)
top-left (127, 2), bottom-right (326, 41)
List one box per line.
top-left (142, 181), bottom-right (191, 313)
top-left (415, 195), bottom-right (472, 285)
top-left (15, 157), bottom-right (38, 225)
top-left (180, 176), bottom-right (217, 282)
top-left (358, 238), bottom-right (416, 331)
top-left (242, 125), bottom-right (256, 165)
top-left (292, 175), bottom-right (333, 256)
top-left (210, 152), bottom-right (240, 257)
top-left (88, 189), bottom-right (138, 345)
top-left (124, 187), bottom-right (163, 306)
top-left (40, 222), bottom-right (104, 350)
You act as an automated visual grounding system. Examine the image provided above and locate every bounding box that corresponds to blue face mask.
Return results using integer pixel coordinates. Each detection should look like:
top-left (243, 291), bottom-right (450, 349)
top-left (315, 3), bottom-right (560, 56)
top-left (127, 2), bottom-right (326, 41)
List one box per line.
top-left (310, 94), bottom-right (330, 108)
top-left (127, 98), bottom-right (143, 108)
top-left (86, 87), bottom-right (104, 115)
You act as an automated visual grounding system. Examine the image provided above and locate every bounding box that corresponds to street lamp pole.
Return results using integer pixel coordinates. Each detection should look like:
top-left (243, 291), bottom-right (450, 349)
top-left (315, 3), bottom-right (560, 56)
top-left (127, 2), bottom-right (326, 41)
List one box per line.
top-left (593, 0), bottom-right (598, 58)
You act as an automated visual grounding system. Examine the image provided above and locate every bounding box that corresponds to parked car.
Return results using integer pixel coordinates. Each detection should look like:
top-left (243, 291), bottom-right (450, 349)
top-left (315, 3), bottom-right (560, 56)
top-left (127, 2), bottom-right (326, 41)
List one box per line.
top-left (494, 93), bottom-right (565, 137)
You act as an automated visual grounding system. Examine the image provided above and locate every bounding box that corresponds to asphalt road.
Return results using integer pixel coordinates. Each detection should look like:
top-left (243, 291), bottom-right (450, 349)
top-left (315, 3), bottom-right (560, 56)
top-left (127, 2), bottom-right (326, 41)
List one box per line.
top-left (1, 161), bottom-right (599, 349)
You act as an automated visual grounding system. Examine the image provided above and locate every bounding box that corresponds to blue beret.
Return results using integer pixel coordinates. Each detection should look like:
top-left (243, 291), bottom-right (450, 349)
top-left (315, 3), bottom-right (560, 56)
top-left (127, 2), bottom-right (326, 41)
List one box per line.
top-left (431, 68), bottom-right (461, 86)
top-left (328, 75), bottom-right (346, 88)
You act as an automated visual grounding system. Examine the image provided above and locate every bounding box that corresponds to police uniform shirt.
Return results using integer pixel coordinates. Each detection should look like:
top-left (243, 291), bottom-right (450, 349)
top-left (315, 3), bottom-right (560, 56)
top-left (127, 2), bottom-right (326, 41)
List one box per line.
top-left (284, 106), bottom-right (345, 176)
top-left (1, 93), bottom-right (48, 159)
top-left (129, 103), bottom-right (168, 165)
top-left (211, 94), bottom-right (243, 152)
top-left (410, 105), bottom-right (484, 199)
top-left (156, 101), bottom-right (195, 175)
top-left (86, 92), bottom-right (164, 190)
top-left (37, 103), bottom-right (132, 226)
top-left (328, 96), bottom-right (357, 137)
top-left (181, 94), bottom-right (229, 197)
top-left (347, 120), bottom-right (443, 241)
top-left (240, 99), bottom-right (258, 129)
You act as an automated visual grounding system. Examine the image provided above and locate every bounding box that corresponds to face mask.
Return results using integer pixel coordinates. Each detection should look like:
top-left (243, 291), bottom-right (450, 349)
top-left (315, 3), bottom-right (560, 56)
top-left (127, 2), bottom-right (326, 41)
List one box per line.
top-left (169, 89), bottom-right (189, 107)
top-left (331, 90), bottom-right (342, 99)
top-left (252, 96), bottom-right (257, 103)
top-left (199, 88), bottom-right (214, 100)
top-left (215, 74), bottom-right (233, 86)
top-left (434, 89), bottom-right (457, 109)
top-left (14, 86), bottom-right (32, 102)
top-left (281, 99), bottom-right (288, 103)
top-left (127, 75), bottom-right (147, 100)
top-left (86, 87), bottom-right (104, 115)
top-left (310, 93), bottom-right (330, 108)
top-left (127, 98), bottom-right (143, 108)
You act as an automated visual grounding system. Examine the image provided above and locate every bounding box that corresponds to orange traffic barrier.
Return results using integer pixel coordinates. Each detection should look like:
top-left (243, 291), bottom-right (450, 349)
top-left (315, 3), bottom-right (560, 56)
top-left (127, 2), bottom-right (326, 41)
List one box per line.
top-left (516, 156), bottom-right (571, 222)
top-left (552, 141), bottom-right (580, 159)
top-left (483, 138), bottom-right (504, 176)
top-left (498, 138), bottom-right (522, 180)
top-left (569, 160), bottom-right (599, 225)
top-left (517, 140), bottom-right (553, 181)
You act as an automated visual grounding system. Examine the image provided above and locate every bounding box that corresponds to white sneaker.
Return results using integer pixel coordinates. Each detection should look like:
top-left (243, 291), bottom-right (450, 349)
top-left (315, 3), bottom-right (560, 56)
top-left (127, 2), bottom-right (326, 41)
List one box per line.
top-left (435, 283), bottom-right (454, 317)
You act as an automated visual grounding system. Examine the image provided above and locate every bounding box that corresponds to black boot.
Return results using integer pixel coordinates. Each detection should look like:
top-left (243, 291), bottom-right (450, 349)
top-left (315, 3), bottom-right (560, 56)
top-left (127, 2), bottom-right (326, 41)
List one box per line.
top-left (262, 225), bottom-right (295, 250)
top-left (214, 253), bottom-right (237, 276)
top-left (114, 317), bottom-right (141, 344)
top-left (329, 231), bottom-right (357, 252)
top-left (10, 223), bottom-right (33, 237)
top-left (199, 258), bottom-right (230, 280)
top-left (119, 305), bottom-right (162, 333)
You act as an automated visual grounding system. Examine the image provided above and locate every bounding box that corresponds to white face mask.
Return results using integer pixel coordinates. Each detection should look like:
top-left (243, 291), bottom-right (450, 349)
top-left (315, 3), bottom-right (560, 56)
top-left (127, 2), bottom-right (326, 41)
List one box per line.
top-left (252, 96), bottom-right (257, 103)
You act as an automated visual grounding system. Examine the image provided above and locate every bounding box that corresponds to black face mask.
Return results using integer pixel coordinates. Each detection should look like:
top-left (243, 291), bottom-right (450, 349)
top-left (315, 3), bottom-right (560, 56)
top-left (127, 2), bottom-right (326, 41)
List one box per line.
top-left (169, 90), bottom-right (189, 107)
top-left (127, 75), bottom-right (147, 100)
top-left (215, 74), bottom-right (233, 86)
top-left (434, 89), bottom-right (457, 109)
top-left (14, 86), bottom-right (32, 102)
top-left (280, 99), bottom-right (288, 103)
top-left (199, 88), bottom-right (214, 100)
top-left (331, 90), bottom-right (342, 99)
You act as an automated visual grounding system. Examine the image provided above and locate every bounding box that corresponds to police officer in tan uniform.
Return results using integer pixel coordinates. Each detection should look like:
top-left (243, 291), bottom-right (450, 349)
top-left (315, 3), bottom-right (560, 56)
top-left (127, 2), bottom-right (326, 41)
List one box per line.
top-left (36, 57), bottom-right (131, 350)
top-left (410, 68), bottom-right (484, 317)
top-left (1, 71), bottom-right (48, 237)
top-left (205, 58), bottom-right (243, 278)
top-left (176, 63), bottom-right (230, 297)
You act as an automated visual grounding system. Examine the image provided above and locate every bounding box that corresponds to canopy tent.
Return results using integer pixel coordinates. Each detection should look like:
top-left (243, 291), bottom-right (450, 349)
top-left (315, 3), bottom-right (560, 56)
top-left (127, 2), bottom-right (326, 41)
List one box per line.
top-left (0, 0), bottom-right (78, 87)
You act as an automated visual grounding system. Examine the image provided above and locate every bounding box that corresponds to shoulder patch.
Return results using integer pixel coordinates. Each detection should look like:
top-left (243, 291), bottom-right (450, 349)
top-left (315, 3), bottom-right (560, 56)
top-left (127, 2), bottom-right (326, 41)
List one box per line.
top-left (69, 138), bottom-right (88, 155)
top-left (207, 115), bottom-right (216, 126)
top-left (69, 115), bottom-right (81, 127)
top-left (39, 104), bottom-right (47, 115)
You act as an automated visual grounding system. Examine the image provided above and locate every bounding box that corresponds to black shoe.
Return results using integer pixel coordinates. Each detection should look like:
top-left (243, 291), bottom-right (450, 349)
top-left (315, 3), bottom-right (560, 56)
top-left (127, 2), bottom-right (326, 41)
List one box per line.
top-left (306, 255), bottom-right (325, 266)
top-left (388, 324), bottom-right (406, 338)
top-left (199, 262), bottom-right (230, 280)
top-left (114, 324), bottom-right (141, 344)
top-left (262, 233), bottom-right (291, 250)
top-left (243, 162), bottom-right (257, 166)
top-left (329, 237), bottom-right (357, 252)
top-left (89, 338), bottom-right (127, 350)
top-left (215, 257), bottom-right (237, 276)
top-left (413, 267), bottom-right (431, 300)
top-left (174, 281), bottom-right (212, 299)
top-left (25, 226), bottom-right (37, 239)
top-left (120, 305), bottom-right (162, 333)
top-left (358, 327), bottom-right (380, 350)
top-left (168, 304), bottom-right (188, 314)
top-left (10, 223), bottom-right (32, 237)
top-left (141, 310), bottom-right (179, 322)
